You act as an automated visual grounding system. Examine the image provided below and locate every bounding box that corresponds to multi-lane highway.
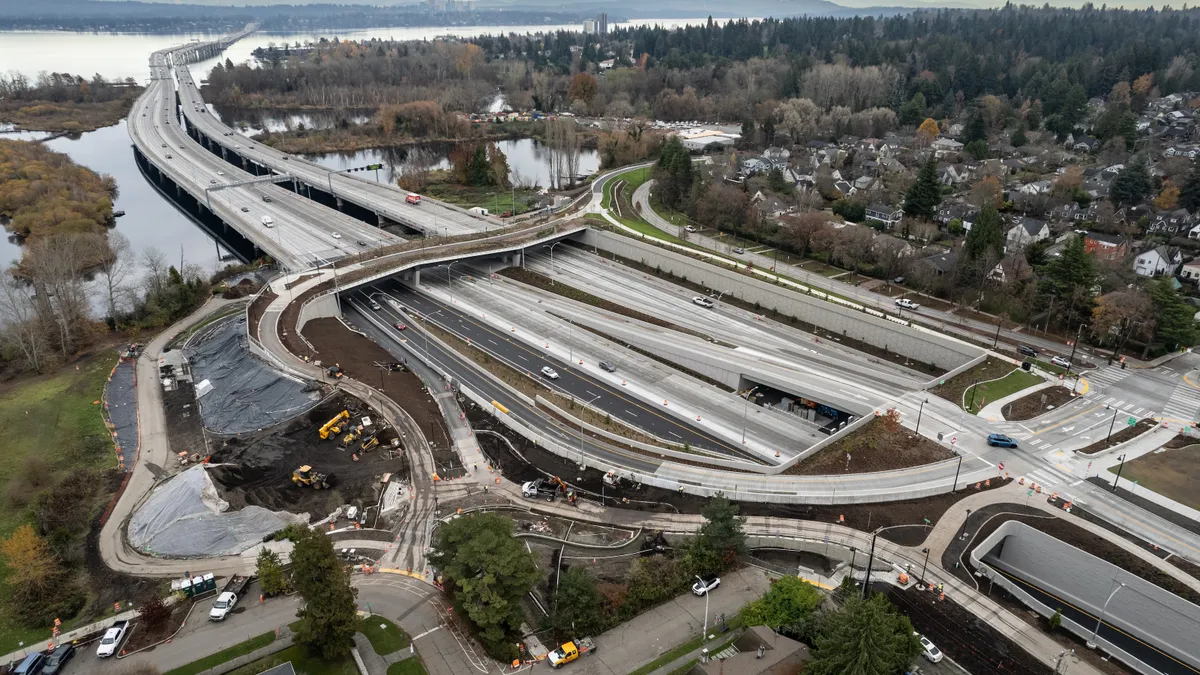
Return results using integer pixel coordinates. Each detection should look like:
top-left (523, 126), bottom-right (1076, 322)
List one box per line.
top-left (130, 44), bottom-right (406, 269)
top-left (173, 66), bottom-right (495, 238)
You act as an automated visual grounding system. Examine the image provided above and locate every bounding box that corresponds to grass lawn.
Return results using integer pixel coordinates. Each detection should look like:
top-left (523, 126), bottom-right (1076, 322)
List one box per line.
top-left (163, 632), bottom-right (278, 675)
top-left (627, 614), bottom-right (745, 675)
top-left (962, 369), bottom-right (1042, 414)
top-left (422, 182), bottom-right (540, 216)
top-left (359, 616), bottom-right (410, 655)
top-left (931, 359), bottom-right (1020, 412)
top-left (388, 656), bottom-right (429, 675)
top-left (1110, 445), bottom-right (1200, 511)
top-left (222, 644), bottom-right (358, 675)
top-left (0, 352), bottom-right (119, 654)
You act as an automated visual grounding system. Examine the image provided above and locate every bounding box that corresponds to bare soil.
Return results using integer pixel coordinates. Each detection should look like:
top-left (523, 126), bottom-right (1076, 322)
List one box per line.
top-left (247, 289), bottom-right (276, 342)
top-left (1076, 418), bottom-right (1156, 456)
top-left (1163, 434), bottom-right (1198, 450)
top-left (1001, 385), bottom-right (1078, 421)
top-left (158, 378), bottom-right (211, 477)
top-left (301, 317), bottom-right (457, 472)
top-left (123, 603), bottom-right (188, 653)
top-left (930, 358), bottom-right (1017, 409)
top-left (467, 397), bottom-right (1008, 545)
top-left (207, 393), bottom-right (405, 518)
top-left (785, 416), bottom-right (953, 475)
top-left (1113, 443), bottom-right (1200, 512)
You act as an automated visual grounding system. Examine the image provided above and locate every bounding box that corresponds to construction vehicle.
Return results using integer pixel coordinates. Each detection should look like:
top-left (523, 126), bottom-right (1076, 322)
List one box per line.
top-left (602, 471), bottom-right (621, 488)
top-left (292, 465), bottom-right (333, 489)
top-left (209, 575), bottom-right (250, 621)
top-left (360, 434), bottom-right (380, 451)
top-left (319, 410), bottom-right (350, 440)
top-left (522, 478), bottom-right (560, 501)
top-left (327, 364), bottom-right (344, 378)
top-left (341, 430), bottom-right (359, 447)
top-left (547, 637), bottom-right (597, 668)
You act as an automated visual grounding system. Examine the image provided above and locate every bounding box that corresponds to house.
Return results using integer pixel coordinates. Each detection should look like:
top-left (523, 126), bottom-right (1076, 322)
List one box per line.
top-left (598, 58), bottom-right (615, 70)
top-left (1083, 232), bottom-right (1130, 261)
top-left (915, 249), bottom-right (959, 276)
top-left (1148, 209), bottom-right (1195, 236)
top-left (1133, 246), bottom-right (1183, 277)
top-left (690, 626), bottom-right (811, 675)
top-left (1018, 180), bottom-right (1052, 195)
top-left (833, 180), bottom-right (854, 197)
top-left (1071, 136), bottom-right (1101, 152)
top-left (931, 138), bottom-right (964, 156)
top-left (988, 255), bottom-right (1035, 284)
top-left (740, 158), bottom-right (771, 176)
top-left (865, 203), bottom-right (903, 229)
top-left (936, 203), bottom-right (973, 225)
top-left (762, 146), bottom-right (790, 167)
top-left (939, 164), bottom-right (971, 186)
top-left (1180, 261), bottom-right (1200, 282)
top-left (1006, 217), bottom-right (1050, 251)
top-left (1165, 146), bottom-right (1200, 159)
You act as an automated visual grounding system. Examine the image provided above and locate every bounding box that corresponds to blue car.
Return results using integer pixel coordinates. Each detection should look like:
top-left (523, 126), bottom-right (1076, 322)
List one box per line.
top-left (987, 433), bottom-right (1018, 448)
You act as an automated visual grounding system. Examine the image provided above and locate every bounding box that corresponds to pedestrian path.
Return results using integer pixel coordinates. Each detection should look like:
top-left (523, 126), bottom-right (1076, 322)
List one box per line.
top-left (1085, 364), bottom-right (1131, 389)
top-left (1159, 380), bottom-right (1200, 423)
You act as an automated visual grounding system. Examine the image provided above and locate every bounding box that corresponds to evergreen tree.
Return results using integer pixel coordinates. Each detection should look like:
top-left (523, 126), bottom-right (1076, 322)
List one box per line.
top-left (689, 494), bottom-right (746, 575)
top-left (903, 154), bottom-right (941, 220)
top-left (808, 594), bottom-right (922, 675)
top-left (552, 567), bottom-right (604, 640)
top-left (899, 92), bottom-right (926, 126)
top-left (1012, 126), bottom-right (1028, 147)
top-left (1149, 278), bottom-right (1197, 351)
top-left (963, 108), bottom-right (987, 144)
top-left (742, 575), bottom-right (823, 639)
top-left (963, 205), bottom-right (1004, 261)
top-left (761, 117), bottom-right (775, 145)
top-left (1037, 235), bottom-right (1099, 330)
top-left (291, 526), bottom-right (359, 659)
top-left (964, 139), bottom-right (989, 160)
top-left (654, 136), bottom-right (694, 210)
top-left (1180, 159), bottom-right (1200, 213)
top-left (256, 547), bottom-right (291, 597)
top-left (1110, 161), bottom-right (1151, 207)
top-left (740, 118), bottom-right (756, 147)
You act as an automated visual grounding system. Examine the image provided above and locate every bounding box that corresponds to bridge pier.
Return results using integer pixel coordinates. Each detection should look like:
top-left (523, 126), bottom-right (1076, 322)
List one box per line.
top-left (220, 146), bottom-right (227, 160)
top-left (511, 252), bottom-right (523, 267)
top-left (376, 213), bottom-right (385, 226)
top-left (335, 197), bottom-right (344, 211)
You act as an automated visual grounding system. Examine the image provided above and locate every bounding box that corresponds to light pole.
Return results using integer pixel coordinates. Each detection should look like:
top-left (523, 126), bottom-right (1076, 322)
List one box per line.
top-left (959, 508), bottom-right (972, 540)
top-left (577, 393), bottom-right (602, 467)
top-left (992, 314), bottom-right (1003, 349)
top-left (1086, 580), bottom-right (1125, 648)
top-left (741, 386), bottom-right (761, 445)
top-left (1105, 405), bottom-right (1119, 443)
top-left (1065, 323), bottom-right (1086, 380)
top-left (1111, 453), bottom-right (1128, 492)
top-left (696, 575), bottom-right (711, 641)
top-left (712, 290), bottom-right (729, 306)
top-left (952, 452), bottom-right (963, 492)
top-left (545, 241), bottom-right (563, 276)
top-left (420, 309), bottom-right (443, 358)
top-left (915, 398), bottom-right (929, 434)
top-left (920, 547), bottom-right (931, 582)
top-left (860, 524), bottom-right (912, 599)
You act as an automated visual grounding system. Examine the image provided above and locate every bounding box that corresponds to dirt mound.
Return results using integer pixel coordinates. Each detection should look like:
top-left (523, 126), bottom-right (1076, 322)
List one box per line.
top-left (208, 394), bottom-right (406, 519)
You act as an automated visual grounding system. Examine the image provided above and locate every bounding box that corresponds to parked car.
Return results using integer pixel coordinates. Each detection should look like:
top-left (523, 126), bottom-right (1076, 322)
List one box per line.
top-left (986, 433), bottom-right (1018, 448)
top-left (692, 575), bottom-right (721, 596)
top-left (895, 298), bottom-right (920, 310)
top-left (892, 276), bottom-right (906, 284)
top-left (41, 644), bottom-right (75, 675)
top-left (732, 247), bottom-right (746, 254)
top-left (692, 296), bottom-right (715, 308)
top-left (11, 653), bottom-right (45, 675)
top-left (1051, 356), bottom-right (1071, 368)
top-left (917, 634), bottom-right (943, 663)
top-left (1018, 345), bottom-right (1038, 358)
top-left (96, 620), bottom-right (128, 657)
top-left (685, 225), bottom-right (697, 233)
top-left (541, 366), bottom-right (560, 380)
top-left (209, 574), bottom-right (250, 621)
top-left (598, 360), bottom-right (616, 373)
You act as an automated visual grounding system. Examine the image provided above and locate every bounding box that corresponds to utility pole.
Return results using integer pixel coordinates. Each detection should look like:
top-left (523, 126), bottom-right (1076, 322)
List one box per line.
top-left (1112, 453), bottom-right (1127, 492)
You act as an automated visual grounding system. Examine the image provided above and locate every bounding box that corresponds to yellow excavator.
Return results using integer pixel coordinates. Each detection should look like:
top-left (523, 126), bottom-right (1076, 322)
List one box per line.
top-left (319, 410), bottom-right (350, 440)
top-left (292, 465), bottom-right (333, 489)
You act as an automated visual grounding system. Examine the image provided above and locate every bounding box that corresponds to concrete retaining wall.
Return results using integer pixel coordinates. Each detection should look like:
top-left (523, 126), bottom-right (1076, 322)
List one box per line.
top-left (297, 292), bottom-right (340, 334)
top-left (971, 520), bottom-right (1200, 675)
top-left (578, 229), bottom-right (983, 372)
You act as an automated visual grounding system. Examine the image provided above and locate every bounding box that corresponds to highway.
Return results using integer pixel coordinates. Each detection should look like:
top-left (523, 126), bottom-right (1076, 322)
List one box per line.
top-left (129, 44), bottom-right (406, 270)
top-left (173, 66), bottom-right (496, 238)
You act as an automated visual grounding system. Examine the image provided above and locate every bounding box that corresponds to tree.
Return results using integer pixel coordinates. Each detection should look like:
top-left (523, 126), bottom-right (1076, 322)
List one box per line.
top-left (903, 154), bottom-right (941, 220)
top-left (740, 118), bottom-right (756, 148)
top-left (256, 547), bottom-right (291, 597)
top-left (291, 526), bottom-right (359, 659)
top-left (1053, 165), bottom-right (1083, 199)
top-left (487, 142), bottom-right (510, 189)
top-left (776, 212), bottom-right (827, 256)
top-left (429, 513), bottom-right (539, 660)
top-left (1094, 103), bottom-right (1136, 150)
top-left (808, 593), bottom-right (922, 675)
top-left (1038, 236), bottom-right (1099, 331)
top-left (1110, 161), bottom-right (1151, 207)
top-left (1092, 289), bottom-right (1155, 358)
top-left (963, 205), bottom-right (1004, 261)
top-left (778, 97), bottom-right (820, 144)
top-left (545, 118), bottom-right (583, 189)
top-left (552, 566), bottom-right (604, 640)
top-left (0, 271), bottom-right (47, 373)
top-left (1149, 278), bottom-right (1197, 352)
top-left (1, 524), bottom-right (56, 592)
top-left (742, 576), bottom-right (823, 638)
top-left (566, 72), bottom-right (598, 104)
top-left (832, 226), bottom-right (875, 280)
top-left (137, 595), bottom-right (172, 632)
top-left (964, 139), bottom-right (989, 161)
top-left (98, 230), bottom-right (134, 327)
top-left (1012, 126), bottom-right (1028, 147)
top-left (898, 92), bottom-right (926, 126)
top-left (969, 176), bottom-right (1003, 209)
top-left (1154, 184), bottom-right (1180, 211)
top-left (654, 136), bottom-right (694, 210)
top-left (687, 494), bottom-right (746, 576)
top-left (915, 118), bottom-right (939, 147)
top-left (963, 109), bottom-right (987, 144)
top-left (1179, 159), bottom-right (1200, 212)
top-left (767, 167), bottom-right (789, 193)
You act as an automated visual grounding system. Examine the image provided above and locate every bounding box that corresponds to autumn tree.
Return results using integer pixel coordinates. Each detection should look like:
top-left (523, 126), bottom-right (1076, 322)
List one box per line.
top-left (567, 72), bottom-right (598, 104)
top-left (969, 176), bottom-right (1003, 209)
top-left (1154, 184), bottom-right (1180, 211)
top-left (1053, 165), bottom-right (1084, 199)
top-left (137, 596), bottom-right (172, 632)
top-left (1092, 289), bottom-right (1155, 358)
top-left (915, 118), bottom-right (939, 147)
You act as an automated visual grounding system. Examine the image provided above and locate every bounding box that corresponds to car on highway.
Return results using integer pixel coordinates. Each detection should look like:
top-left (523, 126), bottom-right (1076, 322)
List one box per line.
top-left (217, 171), bottom-right (225, 176)
top-left (541, 366), bottom-right (560, 379)
top-left (331, 232), bottom-right (342, 239)
top-left (166, 154), bottom-right (172, 159)
top-left (357, 240), bottom-right (368, 247)
top-left (282, 155), bottom-right (290, 160)
top-left (732, 247), bottom-right (746, 254)
top-left (160, 143), bottom-right (167, 148)
top-left (1051, 355), bottom-right (1071, 368)
top-left (41, 643), bottom-right (75, 674)
top-left (692, 575), bottom-right (720, 596)
top-left (209, 179), bottom-right (217, 184)
top-left (895, 298), bottom-right (920, 310)
top-left (261, 195), bottom-right (272, 202)
top-left (394, 322), bottom-right (407, 331)
top-left (685, 225), bottom-right (698, 233)
top-left (406, 193), bottom-right (422, 205)
top-left (599, 360), bottom-right (616, 372)
top-left (986, 433), bottom-right (1018, 448)
top-left (240, 206), bottom-right (250, 212)
top-left (917, 634), bottom-right (943, 663)
top-left (1018, 345), bottom-right (1038, 358)
top-left (692, 296), bottom-right (715, 308)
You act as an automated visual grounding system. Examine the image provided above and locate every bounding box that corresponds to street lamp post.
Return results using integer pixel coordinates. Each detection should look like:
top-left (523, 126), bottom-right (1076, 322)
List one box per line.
top-left (920, 547), bottom-right (931, 582)
top-left (545, 241), bottom-right (563, 276)
top-left (1106, 405), bottom-right (1120, 443)
top-left (1086, 581), bottom-right (1126, 648)
top-left (1112, 453), bottom-right (1128, 492)
top-left (1065, 323), bottom-right (1086, 379)
top-left (697, 575), bottom-right (712, 641)
top-left (915, 398), bottom-right (929, 434)
top-left (952, 452), bottom-right (963, 492)
top-left (741, 386), bottom-right (761, 445)
top-left (959, 508), bottom-right (972, 540)
top-left (992, 314), bottom-right (1003, 349)
top-left (577, 393), bottom-right (602, 467)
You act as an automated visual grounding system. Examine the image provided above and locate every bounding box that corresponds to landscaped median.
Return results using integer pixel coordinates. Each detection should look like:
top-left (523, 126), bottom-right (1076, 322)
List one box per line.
top-left (930, 358), bottom-right (1040, 414)
top-left (163, 631), bottom-right (277, 675)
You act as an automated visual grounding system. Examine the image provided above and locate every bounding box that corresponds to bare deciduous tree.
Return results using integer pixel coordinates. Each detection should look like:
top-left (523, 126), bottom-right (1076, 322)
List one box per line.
top-left (0, 273), bottom-right (47, 372)
top-left (545, 118), bottom-right (582, 190)
top-left (25, 234), bottom-right (92, 358)
top-left (98, 230), bottom-right (135, 326)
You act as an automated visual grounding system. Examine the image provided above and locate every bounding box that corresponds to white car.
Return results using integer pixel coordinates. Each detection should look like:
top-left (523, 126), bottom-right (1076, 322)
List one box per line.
top-left (541, 366), bottom-right (560, 379)
top-left (1051, 356), bottom-right (1071, 368)
top-left (917, 634), bottom-right (943, 663)
top-left (331, 232), bottom-right (342, 239)
top-left (692, 296), bottom-right (715, 308)
top-left (685, 225), bottom-right (698, 233)
top-left (895, 298), bottom-right (920, 310)
top-left (692, 576), bottom-right (720, 596)
top-left (209, 591), bottom-right (238, 621)
top-left (217, 171), bottom-right (224, 176)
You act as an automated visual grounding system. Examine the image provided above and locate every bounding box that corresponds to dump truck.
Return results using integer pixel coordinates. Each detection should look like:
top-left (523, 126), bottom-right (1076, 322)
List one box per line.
top-left (209, 574), bottom-right (250, 621)
top-left (293, 465), bottom-right (333, 489)
top-left (547, 637), bottom-right (596, 668)
top-left (95, 620), bottom-right (129, 658)
top-left (522, 478), bottom-right (560, 501)
top-left (319, 410), bottom-right (350, 440)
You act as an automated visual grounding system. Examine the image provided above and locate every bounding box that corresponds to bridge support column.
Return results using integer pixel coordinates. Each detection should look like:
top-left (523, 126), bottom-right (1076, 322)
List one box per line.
top-left (335, 197), bottom-right (344, 211)
top-left (412, 269), bottom-right (421, 285)
top-left (221, 146), bottom-right (227, 160)
top-left (376, 213), bottom-right (385, 226)
top-left (511, 252), bottom-right (523, 267)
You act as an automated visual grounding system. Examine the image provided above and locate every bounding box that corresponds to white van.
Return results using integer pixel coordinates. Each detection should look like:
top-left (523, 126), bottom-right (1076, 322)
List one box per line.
top-left (261, 215), bottom-right (274, 227)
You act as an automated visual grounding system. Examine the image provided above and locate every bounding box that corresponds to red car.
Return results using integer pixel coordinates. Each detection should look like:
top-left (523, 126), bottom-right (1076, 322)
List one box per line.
top-left (394, 322), bottom-right (407, 331)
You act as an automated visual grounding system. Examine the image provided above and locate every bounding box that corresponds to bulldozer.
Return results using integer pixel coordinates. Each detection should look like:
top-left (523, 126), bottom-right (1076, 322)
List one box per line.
top-left (292, 465), bottom-right (333, 489)
top-left (319, 410), bottom-right (350, 440)
top-left (360, 435), bottom-right (380, 452)
top-left (340, 429), bottom-right (359, 447)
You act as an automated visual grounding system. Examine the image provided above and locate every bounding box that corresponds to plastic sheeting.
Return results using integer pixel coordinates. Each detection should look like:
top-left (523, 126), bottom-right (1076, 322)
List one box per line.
top-left (104, 358), bottom-right (139, 471)
top-left (128, 464), bottom-right (296, 557)
top-left (185, 315), bottom-right (319, 434)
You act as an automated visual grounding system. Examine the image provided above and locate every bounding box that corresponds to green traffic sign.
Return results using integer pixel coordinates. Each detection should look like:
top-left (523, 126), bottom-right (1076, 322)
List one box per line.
top-left (1127, 417), bottom-right (1136, 426)
top-left (365, 163), bottom-right (384, 170)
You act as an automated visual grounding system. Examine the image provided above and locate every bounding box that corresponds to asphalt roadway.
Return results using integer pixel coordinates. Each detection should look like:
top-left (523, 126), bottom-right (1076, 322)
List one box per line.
top-left (370, 280), bottom-right (766, 463)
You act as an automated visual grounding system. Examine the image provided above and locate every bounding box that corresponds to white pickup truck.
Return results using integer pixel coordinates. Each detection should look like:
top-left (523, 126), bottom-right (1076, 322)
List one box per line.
top-left (96, 620), bottom-right (128, 657)
top-left (895, 298), bottom-right (920, 310)
top-left (210, 575), bottom-right (250, 621)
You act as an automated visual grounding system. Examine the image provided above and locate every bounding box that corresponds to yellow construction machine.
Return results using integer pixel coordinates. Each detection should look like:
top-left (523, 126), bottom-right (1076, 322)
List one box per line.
top-left (340, 430), bottom-right (359, 447)
top-left (360, 435), bottom-right (380, 451)
top-left (292, 465), bottom-right (333, 489)
top-left (319, 410), bottom-right (350, 440)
